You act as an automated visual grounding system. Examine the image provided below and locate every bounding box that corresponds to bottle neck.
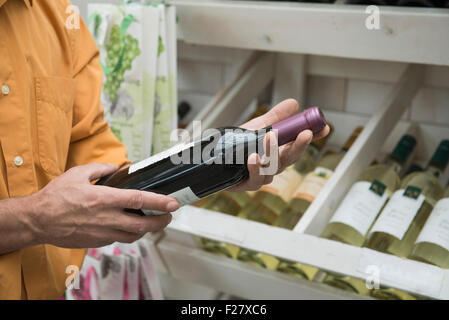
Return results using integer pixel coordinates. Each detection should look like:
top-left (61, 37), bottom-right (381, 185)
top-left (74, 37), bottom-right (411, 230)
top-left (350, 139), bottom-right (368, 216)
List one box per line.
top-left (384, 157), bottom-right (403, 175)
top-left (426, 164), bottom-right (444, 179)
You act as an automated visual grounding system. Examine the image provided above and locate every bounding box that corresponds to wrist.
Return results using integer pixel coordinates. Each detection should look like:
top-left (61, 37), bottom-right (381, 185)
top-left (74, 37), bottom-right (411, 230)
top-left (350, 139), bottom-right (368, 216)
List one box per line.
top-left (19, 191), bottom-right (47, 246)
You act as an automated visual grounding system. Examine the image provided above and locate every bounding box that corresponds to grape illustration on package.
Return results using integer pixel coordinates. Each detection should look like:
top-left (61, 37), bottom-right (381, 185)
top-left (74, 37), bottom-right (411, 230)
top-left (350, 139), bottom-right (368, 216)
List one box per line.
top-left (87, 3), bottom-right (176, 162)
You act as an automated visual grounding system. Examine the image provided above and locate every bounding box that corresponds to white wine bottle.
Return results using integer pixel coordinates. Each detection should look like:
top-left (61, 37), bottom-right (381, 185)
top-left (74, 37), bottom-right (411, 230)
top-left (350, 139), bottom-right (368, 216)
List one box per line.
top-left (320, 134), bottom-right (417, 247)
top-left (411, 183), bottom-right (449, 268)
top-left (319, 134), bottom-right (417, 295)
top-left (366, 140), bottom-right (449, 300)
top-left (366, 140), bottom-right (449, 257)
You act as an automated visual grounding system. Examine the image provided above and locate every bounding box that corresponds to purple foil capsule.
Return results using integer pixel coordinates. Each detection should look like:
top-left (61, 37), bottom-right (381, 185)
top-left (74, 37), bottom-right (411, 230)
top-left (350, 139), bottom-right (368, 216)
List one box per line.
top-left (272, 106), bottom-right (327, 146)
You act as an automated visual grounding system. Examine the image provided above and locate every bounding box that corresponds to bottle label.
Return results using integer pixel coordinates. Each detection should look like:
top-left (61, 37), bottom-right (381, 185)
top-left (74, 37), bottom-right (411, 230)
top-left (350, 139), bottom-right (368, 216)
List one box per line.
top-left (129, 141), bottom-right (195, 174)
top-left (329, 181), bottom-right (389, 237)
top-left (260, 167), bottom-right (302, 203)
top-left (369, 187), bottom-right (425, 240)
top-left (415, 198), bottom-right (449, 251)
top-left (293, 167), bottom-right (333, 203)
top-left (142, 187), bottom-right (200, 216)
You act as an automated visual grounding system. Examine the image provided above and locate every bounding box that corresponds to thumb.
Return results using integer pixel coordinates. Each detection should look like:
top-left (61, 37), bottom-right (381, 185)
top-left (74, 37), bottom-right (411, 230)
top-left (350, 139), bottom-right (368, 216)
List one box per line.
top-left (76, 162), bottom-right (119, 182)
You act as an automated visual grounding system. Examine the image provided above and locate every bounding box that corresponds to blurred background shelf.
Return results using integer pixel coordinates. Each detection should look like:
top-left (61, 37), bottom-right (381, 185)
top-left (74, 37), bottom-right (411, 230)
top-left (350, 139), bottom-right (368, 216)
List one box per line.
top-left (172, 0), bottom-right (449, 66)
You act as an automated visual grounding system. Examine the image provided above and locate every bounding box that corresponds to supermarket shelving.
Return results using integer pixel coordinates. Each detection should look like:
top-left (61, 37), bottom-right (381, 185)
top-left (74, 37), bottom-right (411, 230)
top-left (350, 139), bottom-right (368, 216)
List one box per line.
top-left (148, 1), bottom-right (449, 300)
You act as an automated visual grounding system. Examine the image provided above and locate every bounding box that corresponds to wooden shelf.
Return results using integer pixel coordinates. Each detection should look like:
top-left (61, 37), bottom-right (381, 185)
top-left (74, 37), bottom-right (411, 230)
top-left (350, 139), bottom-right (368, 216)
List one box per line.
top-left (172, 0), bottom-right (449, 66)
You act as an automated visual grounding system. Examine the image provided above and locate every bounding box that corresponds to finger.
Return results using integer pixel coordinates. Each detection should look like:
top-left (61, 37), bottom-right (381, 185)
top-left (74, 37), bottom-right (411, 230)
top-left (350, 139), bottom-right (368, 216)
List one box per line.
top-left (312, 125), bottom-right (330, 141)
top-left (244, 153), bottom-right (268, 191)
top-left (240, 99), bottom-right (299, 130)
top-left (68, 162), bottom-right (118, 182)
top-left (93, 187), bottom-right (179, 212)
top-left (112, 212), bottom-right (173, 234)
top-left (278, 129), bottom-right (313, 171)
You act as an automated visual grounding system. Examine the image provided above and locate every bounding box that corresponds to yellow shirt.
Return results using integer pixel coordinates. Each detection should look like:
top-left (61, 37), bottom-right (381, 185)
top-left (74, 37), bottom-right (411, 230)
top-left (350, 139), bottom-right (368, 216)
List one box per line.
top-left (0, 0), bottom-right (129, 299)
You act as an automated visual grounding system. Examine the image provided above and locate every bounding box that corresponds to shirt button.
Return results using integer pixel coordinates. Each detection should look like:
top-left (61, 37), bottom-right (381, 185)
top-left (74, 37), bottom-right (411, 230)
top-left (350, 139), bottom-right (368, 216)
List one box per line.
top-left (14, 156), bottom-right (24, 167)
top-left (2, 85), bottom-right (10, 95)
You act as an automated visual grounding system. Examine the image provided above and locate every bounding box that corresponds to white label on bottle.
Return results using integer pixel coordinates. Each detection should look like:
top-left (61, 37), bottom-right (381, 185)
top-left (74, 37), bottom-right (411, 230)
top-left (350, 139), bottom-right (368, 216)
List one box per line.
top-left (129, 141), bottom-right (195, 174)
top-left (260, 166), bottom-right (302, 203)
top-left (369, 189), bottom-right (425, 240)
top-left (142, 187), bottom-right (200, 216)
top-left (416, 198), bottom-right (449, 251)
top-left (329, 181), bottom-right (388, 237)
top-left (293, 167), bottom-right (333, 202)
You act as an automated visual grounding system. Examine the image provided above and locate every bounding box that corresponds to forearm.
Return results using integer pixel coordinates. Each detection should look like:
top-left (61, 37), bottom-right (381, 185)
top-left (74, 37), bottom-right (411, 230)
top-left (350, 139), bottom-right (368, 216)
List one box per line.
top-left (0, 195), bottom-right (40, 255)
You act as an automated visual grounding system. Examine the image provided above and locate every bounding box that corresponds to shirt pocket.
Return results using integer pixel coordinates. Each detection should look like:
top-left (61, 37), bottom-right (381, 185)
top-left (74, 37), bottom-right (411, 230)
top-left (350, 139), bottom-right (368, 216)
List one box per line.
top-left (35, 76), bottom-right (75, 177)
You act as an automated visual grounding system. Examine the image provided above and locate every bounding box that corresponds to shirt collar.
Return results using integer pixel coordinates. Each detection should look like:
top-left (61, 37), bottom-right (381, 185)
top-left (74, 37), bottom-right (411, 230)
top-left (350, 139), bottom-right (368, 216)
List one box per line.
top-left (0, 0), bottom-right (33, 9)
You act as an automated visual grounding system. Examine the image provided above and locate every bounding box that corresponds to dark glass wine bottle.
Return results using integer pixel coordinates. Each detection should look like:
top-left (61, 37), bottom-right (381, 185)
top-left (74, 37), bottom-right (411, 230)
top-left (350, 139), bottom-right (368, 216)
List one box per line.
top-left (97, 107), bottom-right (327, 215)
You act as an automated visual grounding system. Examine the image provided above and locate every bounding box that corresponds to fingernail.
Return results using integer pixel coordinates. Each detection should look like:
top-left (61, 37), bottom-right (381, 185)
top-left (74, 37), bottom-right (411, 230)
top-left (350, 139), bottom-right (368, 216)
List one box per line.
top-left (166, 201), bottom-right (179, 212)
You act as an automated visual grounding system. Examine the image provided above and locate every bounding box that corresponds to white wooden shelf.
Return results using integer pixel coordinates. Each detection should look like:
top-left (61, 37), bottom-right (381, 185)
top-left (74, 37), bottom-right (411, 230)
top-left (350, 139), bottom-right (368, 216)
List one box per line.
top-left (172, 0), bottom-right (449, 66)
top-left (157, 237), bottom-right (373, 300)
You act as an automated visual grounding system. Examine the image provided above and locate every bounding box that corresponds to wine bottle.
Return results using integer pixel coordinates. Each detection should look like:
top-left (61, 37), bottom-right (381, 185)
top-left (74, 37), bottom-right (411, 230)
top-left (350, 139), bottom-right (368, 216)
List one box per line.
top-left (321, 134), bottom-right (417, 247)
top-left (202, 124), bottom-right (333, 261)
top-left (287, 127), bottom-right (363, 226)
top-left (319, 135), bottom-right (417, 296)
top-left (96, 107), bottom-right (327, 216)
top-left (365, 140), bottom-right (449, 300)
top-left (411, 183), bottom-right (449, 269)
top-left (197, 104), bottom-right (270, 257)
top-left (366, 140), bottom-right (449, 258)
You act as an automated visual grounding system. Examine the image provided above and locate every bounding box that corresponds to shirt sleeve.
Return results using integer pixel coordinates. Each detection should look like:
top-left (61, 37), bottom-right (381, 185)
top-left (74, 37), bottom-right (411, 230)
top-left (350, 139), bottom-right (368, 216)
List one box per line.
top-left (66, 15), bottom-right (130, 170)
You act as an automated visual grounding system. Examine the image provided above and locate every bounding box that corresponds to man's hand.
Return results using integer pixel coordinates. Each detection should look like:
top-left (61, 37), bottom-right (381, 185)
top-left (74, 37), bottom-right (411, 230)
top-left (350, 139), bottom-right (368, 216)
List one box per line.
top-left (24, 162), bottom-right (178, 249)
top-left (230, 99), bottom-right (330, 192)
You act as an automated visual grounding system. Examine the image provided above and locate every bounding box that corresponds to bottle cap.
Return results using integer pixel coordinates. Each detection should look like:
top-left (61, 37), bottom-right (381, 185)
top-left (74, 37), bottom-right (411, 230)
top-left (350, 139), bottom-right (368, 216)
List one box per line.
top-left (430, 140), bottom-right (449, 170)
top-left (272, 106), bottom-right (327, 146)
top-left (391, 134), bottom-right (417, 164)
